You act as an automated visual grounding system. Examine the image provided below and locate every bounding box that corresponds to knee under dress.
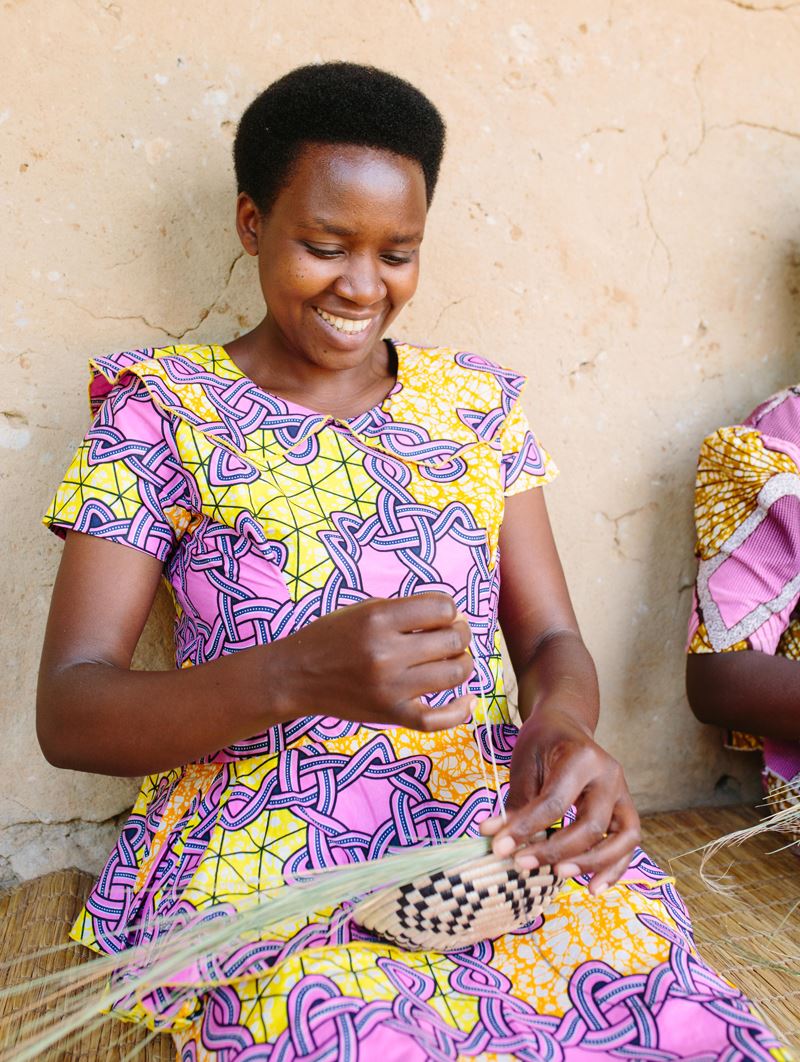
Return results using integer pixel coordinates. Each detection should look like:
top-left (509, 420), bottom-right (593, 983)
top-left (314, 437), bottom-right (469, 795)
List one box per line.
top-left (45, 342), bottom-right (785, 1061)
top-left (688, 386), bottom-right (800, 839)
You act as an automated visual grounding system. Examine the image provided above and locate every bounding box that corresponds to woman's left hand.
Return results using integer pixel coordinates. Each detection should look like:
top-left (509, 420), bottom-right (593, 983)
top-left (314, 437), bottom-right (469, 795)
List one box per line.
top-left (481, 704), bottom-right (640, 894)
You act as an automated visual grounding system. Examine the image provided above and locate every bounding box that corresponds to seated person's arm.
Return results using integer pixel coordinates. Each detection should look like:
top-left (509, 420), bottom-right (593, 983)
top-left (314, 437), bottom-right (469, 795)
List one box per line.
top-left (686, 650), bottom-right (800, 740)
top-left (685, 420), bottom-right (800, 741)
top-left (483, 488), bottom-right (640, 892)
top-left (38, 533), bottom-right (474, 777)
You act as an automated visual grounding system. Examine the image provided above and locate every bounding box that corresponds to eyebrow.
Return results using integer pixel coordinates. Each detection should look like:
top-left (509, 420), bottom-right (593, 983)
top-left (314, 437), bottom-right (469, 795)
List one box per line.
top-left (300, 217), bottom-right (423, 243)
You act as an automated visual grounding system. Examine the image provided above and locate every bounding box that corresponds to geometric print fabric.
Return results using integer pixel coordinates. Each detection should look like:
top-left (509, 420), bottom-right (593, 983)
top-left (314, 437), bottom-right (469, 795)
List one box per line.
top-left (46, 342), bottom-right (785, 1059)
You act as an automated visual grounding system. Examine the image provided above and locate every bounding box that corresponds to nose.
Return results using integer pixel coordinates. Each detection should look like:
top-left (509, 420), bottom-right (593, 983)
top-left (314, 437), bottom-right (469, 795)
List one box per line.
top-left (332, 253), bottom-right (387, 306)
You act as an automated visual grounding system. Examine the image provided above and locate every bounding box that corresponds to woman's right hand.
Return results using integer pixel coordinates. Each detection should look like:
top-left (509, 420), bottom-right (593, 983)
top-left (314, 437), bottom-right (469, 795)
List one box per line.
top-left (270, 593), bottom-right (476, 731)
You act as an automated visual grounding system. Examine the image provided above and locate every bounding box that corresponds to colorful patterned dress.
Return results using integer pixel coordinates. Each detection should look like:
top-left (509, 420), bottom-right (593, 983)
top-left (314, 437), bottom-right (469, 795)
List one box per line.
top-left (45, 343), bottom-right (784, 1060)
top-left (688, 387), bottom-right (800, 835)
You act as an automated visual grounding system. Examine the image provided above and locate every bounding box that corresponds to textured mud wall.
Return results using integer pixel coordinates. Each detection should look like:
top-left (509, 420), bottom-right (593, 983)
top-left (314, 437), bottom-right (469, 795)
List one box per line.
top-left (2, 0), bottom-right (799, 884)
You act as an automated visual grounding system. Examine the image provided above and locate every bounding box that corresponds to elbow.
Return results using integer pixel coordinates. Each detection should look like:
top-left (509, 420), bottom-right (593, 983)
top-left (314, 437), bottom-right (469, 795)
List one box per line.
top-left (685, 654), bottom-right (722, 726)
top-left (36, 704), bottom-right (71, 769)
top-left (36, 678), bottom-right (79, 770)
top-left (686, 693), bottom-right (715, 727)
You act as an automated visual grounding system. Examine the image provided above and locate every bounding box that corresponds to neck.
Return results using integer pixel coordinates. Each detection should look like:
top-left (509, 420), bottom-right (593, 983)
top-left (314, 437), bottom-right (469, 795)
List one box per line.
top-left (224, 318), bottom-right (397, 418)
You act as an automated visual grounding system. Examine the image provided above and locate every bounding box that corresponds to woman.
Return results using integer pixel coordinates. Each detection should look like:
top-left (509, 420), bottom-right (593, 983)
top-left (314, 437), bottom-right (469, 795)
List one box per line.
top-left (687, 386), bottom-right (800, 835)
top-left (38, 63), bottom-right (783, 1059)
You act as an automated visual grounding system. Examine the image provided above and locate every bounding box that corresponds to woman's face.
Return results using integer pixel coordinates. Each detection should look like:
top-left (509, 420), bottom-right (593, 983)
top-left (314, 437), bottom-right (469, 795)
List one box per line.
top-left (237, 142), bottom-right (428, 373)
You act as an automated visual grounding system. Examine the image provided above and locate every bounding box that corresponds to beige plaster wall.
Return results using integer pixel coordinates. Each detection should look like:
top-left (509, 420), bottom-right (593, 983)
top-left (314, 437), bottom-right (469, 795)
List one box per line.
top-left (2, 0), bottom-right (798, 885)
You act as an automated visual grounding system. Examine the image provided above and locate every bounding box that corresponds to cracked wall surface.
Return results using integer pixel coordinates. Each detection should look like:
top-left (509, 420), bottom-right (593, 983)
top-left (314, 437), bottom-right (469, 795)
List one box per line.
top-left (3, 0), bottom-right (799, 880)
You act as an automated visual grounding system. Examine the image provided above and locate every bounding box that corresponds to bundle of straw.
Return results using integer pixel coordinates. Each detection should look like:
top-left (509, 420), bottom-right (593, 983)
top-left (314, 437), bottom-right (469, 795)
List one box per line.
top-left (0, 835), bottom-right (527, 1061)
top-left (699, 787), bottom-right (800, 892)
top-left (0, 648), bottom-right (563, 1057)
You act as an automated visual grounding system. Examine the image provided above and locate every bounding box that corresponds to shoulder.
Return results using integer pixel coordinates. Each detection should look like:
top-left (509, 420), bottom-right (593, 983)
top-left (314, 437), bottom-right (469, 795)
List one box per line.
top-left (694, 396), bottom-right (800, 561)
top-left (745, 385), bottom-right (800, 448)
top-left (698, 385), bottom-right (800, 451)
top-left (87, 343), bottom-right (233, 416)
top-left (394, 341), bottom-right (527, 414)
top-left (695, 386), bottom-right (800, 491)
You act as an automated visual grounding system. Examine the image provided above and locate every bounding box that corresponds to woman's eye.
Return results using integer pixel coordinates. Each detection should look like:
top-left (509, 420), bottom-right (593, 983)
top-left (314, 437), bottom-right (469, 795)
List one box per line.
top-left (302, 243), bottom-right (413, 265)
top-left (304, 244), bottom-right (342, 259)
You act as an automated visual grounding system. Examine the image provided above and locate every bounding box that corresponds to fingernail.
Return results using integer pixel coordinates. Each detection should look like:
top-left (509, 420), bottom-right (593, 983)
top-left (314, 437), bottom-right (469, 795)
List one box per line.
top-left (555, 862), bottom-right (581, 879)
top-left (592, 880), bottom-right (608, 895)
top-left (481, 815), bottom-right (502, 831)
top-left (468, 697), bottom-right (478, 713)
top-left (515, 854), bottom-right (539, 870)
top-left (493, 835), bottom-right (516, 857)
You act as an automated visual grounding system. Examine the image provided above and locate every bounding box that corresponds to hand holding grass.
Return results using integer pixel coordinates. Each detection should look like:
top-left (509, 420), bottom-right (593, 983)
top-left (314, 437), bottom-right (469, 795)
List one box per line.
top-left (482, 704), bottom-right (640, 895)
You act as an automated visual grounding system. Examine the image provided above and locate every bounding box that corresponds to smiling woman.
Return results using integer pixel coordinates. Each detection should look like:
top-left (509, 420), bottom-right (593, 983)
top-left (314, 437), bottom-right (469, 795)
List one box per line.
top-left (228, 143), bottom-right (426, 415)
top-left (35, 63), bottom-right (787, 1060)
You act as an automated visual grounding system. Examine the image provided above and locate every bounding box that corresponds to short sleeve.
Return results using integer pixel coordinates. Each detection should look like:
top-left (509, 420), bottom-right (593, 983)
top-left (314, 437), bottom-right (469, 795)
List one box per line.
top-left (498, 397), bottom-right (558, 497)
top-left (688, 424), bottom-right (800, 656)
top-left (43, 372), bottom-right (194, 562)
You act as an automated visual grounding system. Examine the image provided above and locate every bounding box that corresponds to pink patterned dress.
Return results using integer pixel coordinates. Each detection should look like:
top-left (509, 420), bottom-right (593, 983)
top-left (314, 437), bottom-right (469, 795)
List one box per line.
top-left (688, 386), bottom-right (800, 832)
top-left (45, 342), bottom-right (784, 1060)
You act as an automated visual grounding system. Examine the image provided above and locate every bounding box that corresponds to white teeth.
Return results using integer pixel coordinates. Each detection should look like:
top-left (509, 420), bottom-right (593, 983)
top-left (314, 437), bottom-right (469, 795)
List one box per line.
top-left (315, 308), bottom-right (372, 334)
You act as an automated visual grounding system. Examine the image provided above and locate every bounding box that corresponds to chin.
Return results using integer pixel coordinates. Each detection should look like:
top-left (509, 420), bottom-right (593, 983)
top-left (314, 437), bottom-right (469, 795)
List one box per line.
top-left (316, 345), bottom-right (373, 369)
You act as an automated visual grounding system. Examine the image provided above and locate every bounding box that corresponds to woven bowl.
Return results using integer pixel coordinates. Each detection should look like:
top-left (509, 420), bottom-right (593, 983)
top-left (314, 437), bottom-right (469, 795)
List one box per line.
top-left (354, 848), bottom-right (563, 953)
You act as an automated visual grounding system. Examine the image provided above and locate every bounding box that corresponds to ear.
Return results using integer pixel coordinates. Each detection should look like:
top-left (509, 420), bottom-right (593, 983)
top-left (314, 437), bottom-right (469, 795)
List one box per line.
top-left (235, 193), bottom-right (262, 256)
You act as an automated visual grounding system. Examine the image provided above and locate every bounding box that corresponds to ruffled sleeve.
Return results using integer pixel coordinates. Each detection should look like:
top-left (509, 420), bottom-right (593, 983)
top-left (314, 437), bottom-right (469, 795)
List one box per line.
top-left (498, 393), bottom-right (558, 497)
top-left (43, 358), bottom-right (197, 562)
top-left (688, 419), bottom-right (800, 656)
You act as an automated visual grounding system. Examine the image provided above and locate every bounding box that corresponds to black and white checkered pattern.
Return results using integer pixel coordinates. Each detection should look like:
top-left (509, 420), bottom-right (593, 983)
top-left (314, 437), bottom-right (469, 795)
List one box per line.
top-left (355, 852), bottom-right (562, 953)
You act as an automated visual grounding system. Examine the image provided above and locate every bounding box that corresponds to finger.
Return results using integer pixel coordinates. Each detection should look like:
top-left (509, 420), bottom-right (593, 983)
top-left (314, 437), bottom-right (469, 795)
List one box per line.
top-left (588, 850), bottom-right (636, 895)
top-left (396, 693), bottom-right (475, 732)
top-left (511, 786), bottom-right (617, 870)
top-left (489, 784), bottom-right (574, 858)
top-left (521, 801), bottom-right (638, 884)
top-left (403, 655), bottom-right (475, 699)
top-left (575, 839), bottom-right (638, 894)
top-left (574, 804), bottom-right (641, 892)
top-left (402, 621), bottom-right (472, 666)
top-left (584, 844), bottom-right (638, 894)
top-left (389, 592), bottom-right (458, 633)
top-left (521, 825), bottom-right (633, 877)
top-left (480, 815), bottom-right (505, 837)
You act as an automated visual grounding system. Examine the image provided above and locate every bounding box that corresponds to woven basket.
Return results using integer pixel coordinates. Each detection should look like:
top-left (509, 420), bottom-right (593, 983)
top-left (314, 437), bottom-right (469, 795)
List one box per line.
top-left (354, 848), bottom-right (562, 953)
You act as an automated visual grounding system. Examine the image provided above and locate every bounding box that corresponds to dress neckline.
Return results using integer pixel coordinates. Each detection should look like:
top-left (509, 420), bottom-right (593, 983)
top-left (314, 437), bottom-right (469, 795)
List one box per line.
top-left (212, 338), bottom-right (403, 423)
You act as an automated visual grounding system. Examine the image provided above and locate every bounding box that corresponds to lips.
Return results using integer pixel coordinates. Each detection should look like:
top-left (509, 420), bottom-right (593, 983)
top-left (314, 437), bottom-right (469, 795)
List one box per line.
top-left (314, 307), bottom-right (375, 335)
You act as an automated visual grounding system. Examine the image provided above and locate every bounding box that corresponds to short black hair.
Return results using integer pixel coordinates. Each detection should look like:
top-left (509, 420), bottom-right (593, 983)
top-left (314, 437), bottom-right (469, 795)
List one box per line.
top-left (233, 62), bottom-right (446, 214)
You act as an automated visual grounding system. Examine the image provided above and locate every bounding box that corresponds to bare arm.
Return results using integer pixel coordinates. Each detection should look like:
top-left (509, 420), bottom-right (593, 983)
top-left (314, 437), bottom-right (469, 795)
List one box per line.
top-left (482, 488), bottom-right (640, 891)
top-left (686, 650), bottom-right (800, 741)
top-left (37, 532), bottom-right (475, 776)
top-left (498, 488), bottom-right (599, 734)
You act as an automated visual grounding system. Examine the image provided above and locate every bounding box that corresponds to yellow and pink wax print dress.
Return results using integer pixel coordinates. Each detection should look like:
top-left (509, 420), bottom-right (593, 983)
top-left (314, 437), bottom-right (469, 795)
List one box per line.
top-left (688, 387), bottom-right (800, 838)
top-left (45, 342), bottom-right (784, 1060)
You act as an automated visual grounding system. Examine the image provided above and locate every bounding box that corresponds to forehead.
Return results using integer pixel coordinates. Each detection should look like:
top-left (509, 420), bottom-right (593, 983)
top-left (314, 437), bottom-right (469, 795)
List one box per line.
top-left (274, 143), bottom-right (428, 232)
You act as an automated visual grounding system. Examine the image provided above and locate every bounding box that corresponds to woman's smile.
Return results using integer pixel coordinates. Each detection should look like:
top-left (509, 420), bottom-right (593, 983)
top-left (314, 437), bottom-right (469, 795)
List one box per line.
top-left (228, 142), bottom-right (428, 404)
top-left (313, 307), bottom-right (375, 336)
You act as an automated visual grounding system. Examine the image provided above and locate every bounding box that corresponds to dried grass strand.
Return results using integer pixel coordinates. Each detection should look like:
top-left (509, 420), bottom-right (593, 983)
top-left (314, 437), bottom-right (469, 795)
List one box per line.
top-left (696, 802), bottom-right (800, 892)
top-left (1, 835), bottom-right (490, 1059)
